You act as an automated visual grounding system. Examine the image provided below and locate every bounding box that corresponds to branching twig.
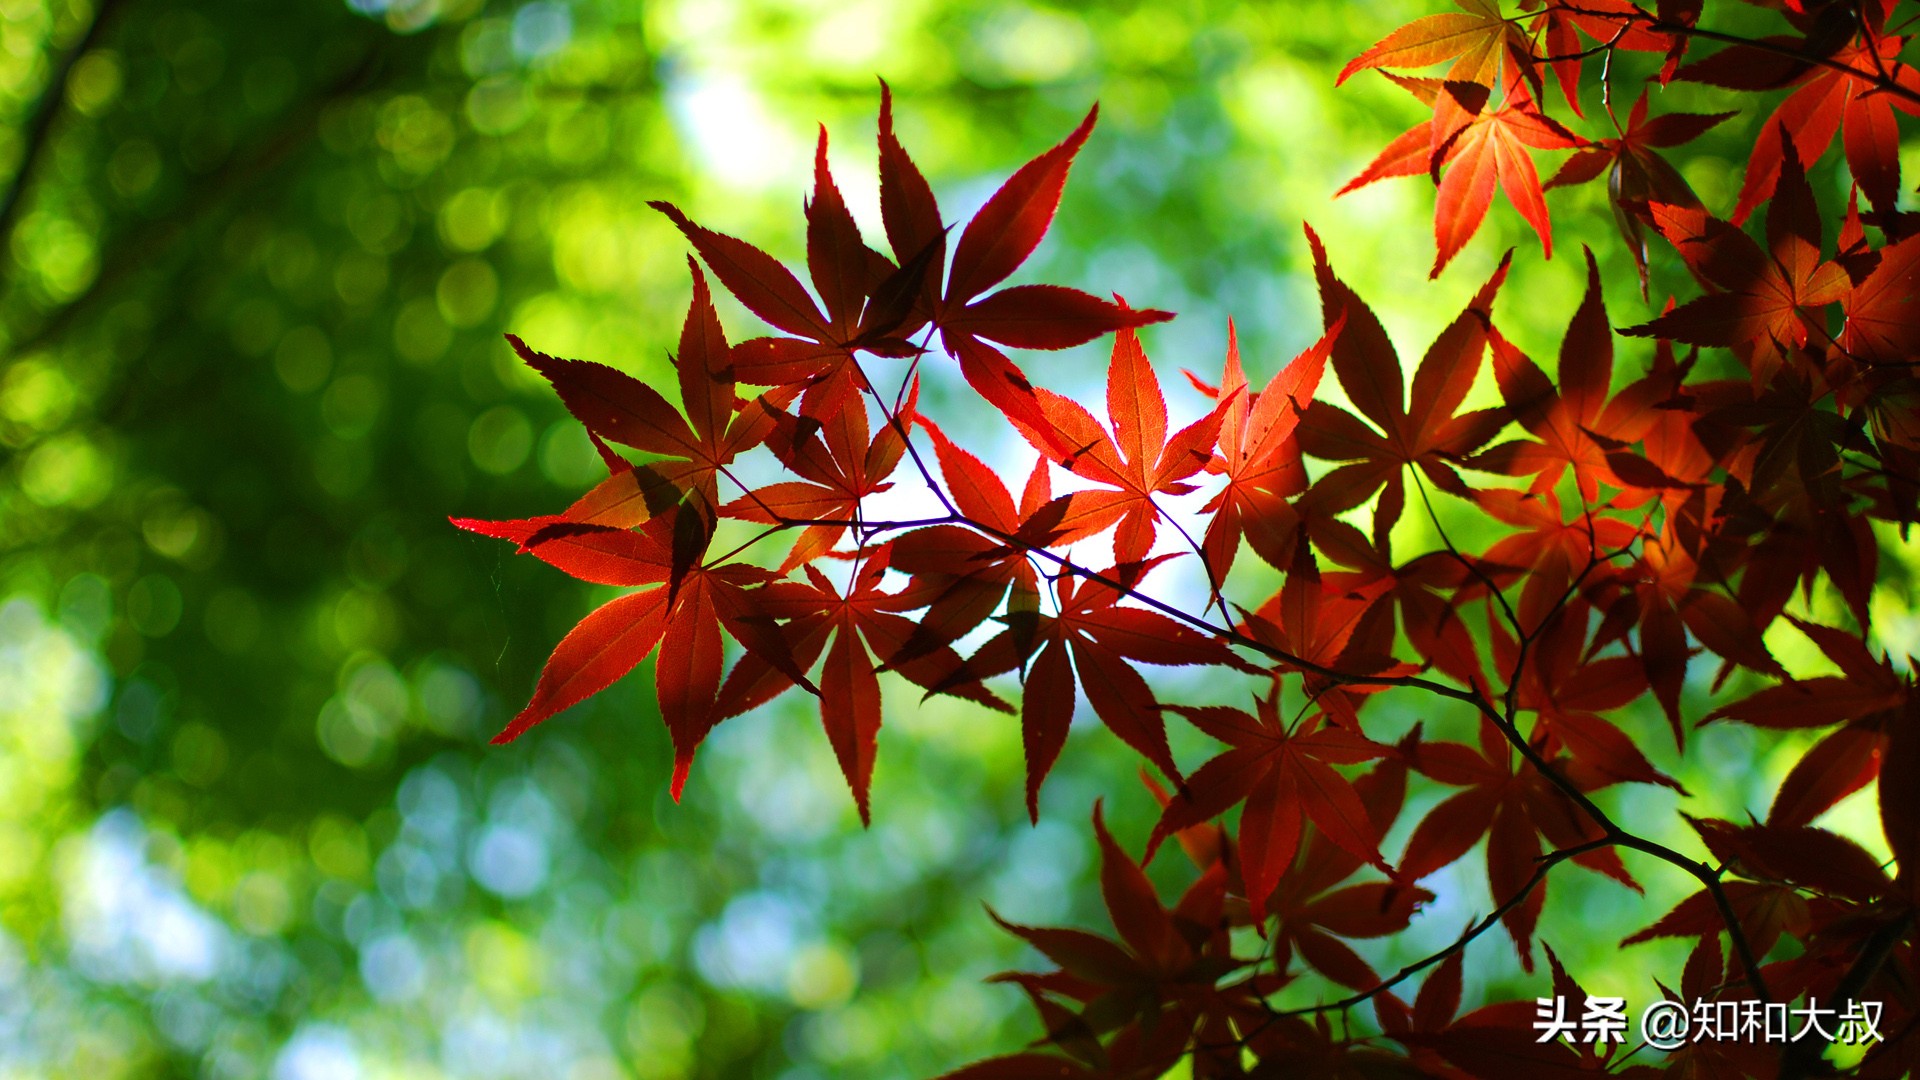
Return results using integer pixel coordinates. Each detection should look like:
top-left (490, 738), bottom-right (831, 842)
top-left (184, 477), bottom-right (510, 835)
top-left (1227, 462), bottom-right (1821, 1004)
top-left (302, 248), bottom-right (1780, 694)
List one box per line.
top-left (1555, 4), bottom-right (1920, 109)
top-left (11, 31), bottom-right (391, 362)
top-left (706, 379), bottom-right (1777, 1003)
top-left (1274, 836), bottom-right (1615, 1019)
top-left (0, 0), bottom-right (126, 259)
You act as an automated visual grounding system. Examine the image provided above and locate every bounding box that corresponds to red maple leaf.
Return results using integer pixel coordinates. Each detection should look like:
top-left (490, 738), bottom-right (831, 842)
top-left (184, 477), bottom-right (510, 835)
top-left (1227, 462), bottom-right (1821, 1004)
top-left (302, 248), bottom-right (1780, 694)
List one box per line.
top-left (1544, 92), bottom-right (1735, 293)
top-left (1679, 30), bottom-right (1920, 220)
top-left (660, 93), bottom-right (1173, 434)
top-left (884, 420), bottom-right (1049, 661)
top-left (1400, 717), bottom-right (1639, 966)
top-left (1150, 693), bottom-right (1397, 922)
top-left (1012, 317), bottom-right (1235, 566)
top-left (721, 392), bottom-right (906, 571)
top-left (1841, 230), bottom-right (1920, 366)
top-left (1296, 226), bottom-right (1511, 547)
top-left (1427, 83), bottom-right (1583, 276)
top-left (923, 104), bottom-right (1175, 449)
top-left (714, 544), bottom-right (1005, 821)
top-left (960, 560), bottom-right (1251, 819)
top-left (1501, 590), bottom-right (1692, 776)
top-left (1335, 77), bottom-right (1581, 277)
top-left (652, 136), bottom-right (898, 415)
top-left (1707, 617), bottom-right (1913, 829)
top-left (1337, 0), bottom-right (1537, 92)
top-left (512, 261), bottom-right (786, 519)
top-left (1266, 754), bottom-right (1433, 990)
top-left (1624, 140), bottom-right (1850, 380)
top-left (1192, 316), bottom-right (1338, 595)
top-left (1474, 249), bottom-right (1696, 503)
top-left (452, 509), bottom-right (799, 799)
top-left (964, 804), bottom-right (1264, 1080)
top-left (1238, 542), bottom-right (1414, 731)
top-left (1317, 529), bottom-right (1488, 691)
top-left (1591, 524), bottom-right (1785, 738)
top-left (1530, 0), bottom-right (1685, 116)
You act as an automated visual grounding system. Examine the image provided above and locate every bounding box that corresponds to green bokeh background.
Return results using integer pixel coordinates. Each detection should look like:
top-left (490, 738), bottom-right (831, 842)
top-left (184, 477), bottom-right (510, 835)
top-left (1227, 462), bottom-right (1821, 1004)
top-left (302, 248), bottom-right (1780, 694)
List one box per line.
top-left (0, 0), bottom-right (1914, 1077)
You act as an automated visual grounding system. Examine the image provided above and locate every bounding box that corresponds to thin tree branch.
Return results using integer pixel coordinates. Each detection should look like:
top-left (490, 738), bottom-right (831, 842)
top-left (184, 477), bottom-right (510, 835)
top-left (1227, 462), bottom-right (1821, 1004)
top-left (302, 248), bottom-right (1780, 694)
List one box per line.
top-left (9, 32), bottom-right (391, 362)
top-left (1555, 4), bottom-right (1920, 109)
top-left (1408, 467), bottom-right (1525, 644)
top-left (1274, 836), bottom-right (1615, 1019)
top-left (1528, 19), bottom-right (1633, 65)
top-left (1474, 509), bottom-right (1774, 1004)
top-left (704, 372), bottom-right (1776, 1008)
top-left (0, 0), bottom-right (126, 261)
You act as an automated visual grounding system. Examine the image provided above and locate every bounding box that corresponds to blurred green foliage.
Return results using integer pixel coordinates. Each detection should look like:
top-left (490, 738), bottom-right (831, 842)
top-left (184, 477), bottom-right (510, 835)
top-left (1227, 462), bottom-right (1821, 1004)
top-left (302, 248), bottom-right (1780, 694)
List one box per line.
top-left (0, 0), bottom-right (1912, 1077)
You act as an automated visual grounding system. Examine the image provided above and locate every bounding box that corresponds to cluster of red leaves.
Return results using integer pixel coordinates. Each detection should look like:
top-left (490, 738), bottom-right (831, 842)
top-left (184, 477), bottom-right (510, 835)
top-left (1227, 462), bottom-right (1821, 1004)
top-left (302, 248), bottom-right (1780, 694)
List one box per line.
top-left (1342, 0), bottom-right (1920, 286)
top-left (456, 0), bottom-right (1920, 1071)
